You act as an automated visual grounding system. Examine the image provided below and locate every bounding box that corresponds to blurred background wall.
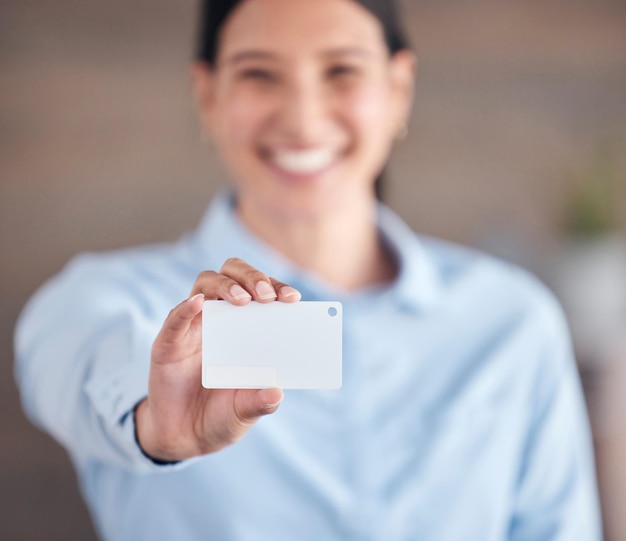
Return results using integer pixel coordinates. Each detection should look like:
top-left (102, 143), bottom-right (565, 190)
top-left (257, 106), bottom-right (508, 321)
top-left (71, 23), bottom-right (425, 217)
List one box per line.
top-left (1, 0), bottom-right (625, 539)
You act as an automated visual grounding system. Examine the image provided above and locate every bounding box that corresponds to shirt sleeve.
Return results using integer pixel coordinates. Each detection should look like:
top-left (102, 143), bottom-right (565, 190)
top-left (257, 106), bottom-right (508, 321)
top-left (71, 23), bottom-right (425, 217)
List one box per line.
top-left (14, 254), bottom-right (189, 472)
top-left (508, 290), bottom-right (603, 540)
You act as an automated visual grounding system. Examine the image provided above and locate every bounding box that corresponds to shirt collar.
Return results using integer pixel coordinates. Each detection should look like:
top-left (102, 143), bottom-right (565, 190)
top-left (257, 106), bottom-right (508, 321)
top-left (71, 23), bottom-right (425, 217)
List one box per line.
top-left (375, 204), bottom-right (443, 312)
top-left (189, 191), bottom-right (443, 313)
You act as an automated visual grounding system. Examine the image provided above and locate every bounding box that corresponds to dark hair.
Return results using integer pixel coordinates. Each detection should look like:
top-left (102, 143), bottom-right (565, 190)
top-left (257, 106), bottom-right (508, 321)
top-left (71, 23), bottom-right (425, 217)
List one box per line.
top-left (197, 0), bottom-right (411, 65)
top-left (196, 0), bottom-right (412, 200)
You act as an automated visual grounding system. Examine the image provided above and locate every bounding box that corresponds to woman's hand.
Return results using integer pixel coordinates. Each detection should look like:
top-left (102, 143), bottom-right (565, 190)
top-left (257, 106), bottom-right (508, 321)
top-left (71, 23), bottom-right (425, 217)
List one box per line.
top-left (135, 258), bottom-right (301, 462)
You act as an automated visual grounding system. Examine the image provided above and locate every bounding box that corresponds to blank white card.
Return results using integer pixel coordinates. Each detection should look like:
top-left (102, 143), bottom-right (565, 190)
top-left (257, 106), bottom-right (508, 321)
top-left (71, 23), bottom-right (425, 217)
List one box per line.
top-left (202, 301), bottom-right (342, 389)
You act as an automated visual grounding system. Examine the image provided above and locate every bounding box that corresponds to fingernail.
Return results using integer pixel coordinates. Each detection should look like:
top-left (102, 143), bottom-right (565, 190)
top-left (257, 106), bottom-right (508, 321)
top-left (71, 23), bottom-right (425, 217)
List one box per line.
top-left (261, 399), bottom-right (284, 412)
top-left (280, 286), bottom-right (301, 299)
top-left (259, 389), bottom-right (284, 412)
top-left (187, 293), bottom-right (205, 303)
top-left (255, 281), bottom-right (276, 300)
top-left (261, 402), bottom-right (282, 413)
top-left (230, 284), bottom-right (251, 301)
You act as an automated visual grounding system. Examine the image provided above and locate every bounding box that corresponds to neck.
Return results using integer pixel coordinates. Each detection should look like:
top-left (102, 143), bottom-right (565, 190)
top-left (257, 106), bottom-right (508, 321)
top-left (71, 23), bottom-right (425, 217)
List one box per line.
top-left (237, 196), bottom-right (397, 291)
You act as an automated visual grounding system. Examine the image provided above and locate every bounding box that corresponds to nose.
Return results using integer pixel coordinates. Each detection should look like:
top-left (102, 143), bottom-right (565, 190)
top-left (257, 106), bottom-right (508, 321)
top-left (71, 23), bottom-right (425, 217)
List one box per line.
top-left (278, 76), bottom-right (331, 144)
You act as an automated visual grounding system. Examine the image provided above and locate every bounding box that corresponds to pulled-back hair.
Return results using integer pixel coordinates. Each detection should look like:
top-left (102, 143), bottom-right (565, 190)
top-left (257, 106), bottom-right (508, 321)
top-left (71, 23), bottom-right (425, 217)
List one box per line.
top-left (196, 0), bottom-right (411, 65)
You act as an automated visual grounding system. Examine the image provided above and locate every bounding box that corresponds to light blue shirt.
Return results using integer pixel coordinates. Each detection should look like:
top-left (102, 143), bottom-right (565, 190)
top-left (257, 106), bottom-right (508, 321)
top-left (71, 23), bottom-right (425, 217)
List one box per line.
top-left (15, 193), bottom-right (601, 540)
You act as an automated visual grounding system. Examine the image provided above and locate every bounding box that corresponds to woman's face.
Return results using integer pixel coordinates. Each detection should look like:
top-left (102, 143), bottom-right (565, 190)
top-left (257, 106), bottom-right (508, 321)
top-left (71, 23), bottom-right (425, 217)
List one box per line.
top-left (195, 0), bottom-right (415, 223)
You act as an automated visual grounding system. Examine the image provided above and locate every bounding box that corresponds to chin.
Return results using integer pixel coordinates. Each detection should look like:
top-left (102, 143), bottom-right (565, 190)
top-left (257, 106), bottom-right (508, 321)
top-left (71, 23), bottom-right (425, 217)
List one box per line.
top-left (275, 184), bottom-right (369, 223)
top-left (235, 162), bottom-right (373, 222)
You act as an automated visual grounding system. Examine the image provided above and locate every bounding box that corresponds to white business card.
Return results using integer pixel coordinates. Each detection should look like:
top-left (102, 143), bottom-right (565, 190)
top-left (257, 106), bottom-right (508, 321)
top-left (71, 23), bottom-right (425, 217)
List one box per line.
top-left (202, 300), bottom-right (342, 389)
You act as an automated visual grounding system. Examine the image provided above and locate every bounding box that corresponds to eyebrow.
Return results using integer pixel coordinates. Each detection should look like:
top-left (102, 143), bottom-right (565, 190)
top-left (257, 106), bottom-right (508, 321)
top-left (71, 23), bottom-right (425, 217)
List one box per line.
top-left (224, 51), bottom-right (279, 66)
top-left (224, 46), bottom-right (373, 66)
top-left (321, 46), bottom-right (373, 59)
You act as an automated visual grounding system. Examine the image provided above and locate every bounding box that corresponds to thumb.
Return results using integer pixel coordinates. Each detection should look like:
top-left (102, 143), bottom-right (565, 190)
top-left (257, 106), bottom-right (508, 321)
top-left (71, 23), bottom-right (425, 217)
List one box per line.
top-left (233, 388), bottom-right (284, 424)
top-left (257, 388), bottom-right (284, 414)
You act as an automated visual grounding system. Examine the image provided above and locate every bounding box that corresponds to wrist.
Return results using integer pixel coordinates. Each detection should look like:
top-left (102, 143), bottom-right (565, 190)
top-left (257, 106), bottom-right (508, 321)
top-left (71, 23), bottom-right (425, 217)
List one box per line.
top-left (133, 399), bottom-right (181, 465)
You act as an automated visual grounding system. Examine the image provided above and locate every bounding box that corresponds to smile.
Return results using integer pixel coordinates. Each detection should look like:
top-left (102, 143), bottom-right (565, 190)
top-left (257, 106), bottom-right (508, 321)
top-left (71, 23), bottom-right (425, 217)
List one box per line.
top-left (270, 148), bottom-right (338, 176)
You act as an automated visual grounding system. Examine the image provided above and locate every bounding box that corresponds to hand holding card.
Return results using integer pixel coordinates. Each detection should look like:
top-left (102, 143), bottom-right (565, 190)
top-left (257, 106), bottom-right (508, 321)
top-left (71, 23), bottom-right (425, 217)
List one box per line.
top-left (136, 259), bottom-right (307, 462)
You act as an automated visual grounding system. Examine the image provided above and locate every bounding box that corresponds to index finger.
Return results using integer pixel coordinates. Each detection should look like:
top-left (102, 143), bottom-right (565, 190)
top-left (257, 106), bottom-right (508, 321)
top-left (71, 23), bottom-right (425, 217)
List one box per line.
top-left (155, 293), bottom-right (205, 347)
top-left (190, 270), bottom-right (253, 306)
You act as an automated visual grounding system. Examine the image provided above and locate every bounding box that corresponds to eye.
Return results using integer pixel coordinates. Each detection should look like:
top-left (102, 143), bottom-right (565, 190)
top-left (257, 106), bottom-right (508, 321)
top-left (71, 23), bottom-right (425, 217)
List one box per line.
top-left (238, 68), bottom-right (278, 83)
top-left (327, 64), bottom-right (360, 79)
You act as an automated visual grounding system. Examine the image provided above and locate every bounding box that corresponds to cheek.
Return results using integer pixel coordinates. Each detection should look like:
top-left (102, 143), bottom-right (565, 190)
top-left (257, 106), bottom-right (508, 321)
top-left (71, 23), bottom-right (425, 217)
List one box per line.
top-left (342, 84), bottom-right (393, 143)
top-left (217, 89), bottom-right (273, 146)
top-left (340, 83), bottom-right (395, 164)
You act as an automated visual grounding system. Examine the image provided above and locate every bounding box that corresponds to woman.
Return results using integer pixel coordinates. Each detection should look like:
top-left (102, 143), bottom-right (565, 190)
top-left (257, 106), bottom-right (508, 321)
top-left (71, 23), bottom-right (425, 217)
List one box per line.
top-left (15, 0), bottom-right (601, 539)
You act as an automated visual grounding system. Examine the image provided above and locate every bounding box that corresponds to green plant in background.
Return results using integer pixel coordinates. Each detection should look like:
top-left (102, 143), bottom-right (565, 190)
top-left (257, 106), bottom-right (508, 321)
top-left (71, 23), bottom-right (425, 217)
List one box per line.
top-left (566, 144), bottom-right (623, 238)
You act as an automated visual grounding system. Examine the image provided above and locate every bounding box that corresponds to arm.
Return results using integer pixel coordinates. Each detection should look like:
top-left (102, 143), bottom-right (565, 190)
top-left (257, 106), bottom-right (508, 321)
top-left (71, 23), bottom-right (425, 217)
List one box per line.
top-left (14, 255), bottom-right (299, 470)
top-left (508, 295), bottom-right (602, 540)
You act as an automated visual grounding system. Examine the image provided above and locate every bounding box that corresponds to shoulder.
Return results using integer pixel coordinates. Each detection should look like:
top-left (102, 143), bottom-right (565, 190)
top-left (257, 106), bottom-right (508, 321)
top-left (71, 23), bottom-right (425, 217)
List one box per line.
top-left (416, 237), bottom-right (578, 411)
top-left (59, 240), bottom-right (191, 299)
top-left (420, 235), bottom-right (572, 363)
top-left (66, 240), bottom-right (194, 296)
top-left (16, 239), bottom-right (197, 344)
top-left (381, 206), bottom-right (562, 330)
top-left (425, 235), bottom-right (562, 315)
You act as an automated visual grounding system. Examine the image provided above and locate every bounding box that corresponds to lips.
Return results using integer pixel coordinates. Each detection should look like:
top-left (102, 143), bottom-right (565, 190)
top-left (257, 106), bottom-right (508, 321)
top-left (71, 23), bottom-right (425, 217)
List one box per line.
top-left (270, 148), bottom-right (338, 175)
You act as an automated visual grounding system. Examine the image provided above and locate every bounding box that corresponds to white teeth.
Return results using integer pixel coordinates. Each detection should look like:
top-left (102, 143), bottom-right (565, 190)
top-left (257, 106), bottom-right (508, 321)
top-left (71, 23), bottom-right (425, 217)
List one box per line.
top-left (272, 148), bottom-right (336, 174)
